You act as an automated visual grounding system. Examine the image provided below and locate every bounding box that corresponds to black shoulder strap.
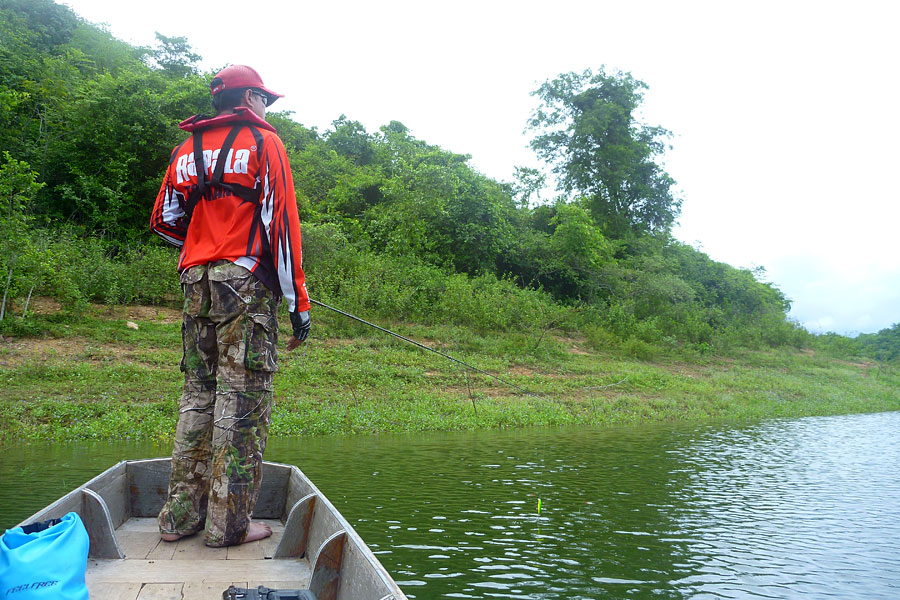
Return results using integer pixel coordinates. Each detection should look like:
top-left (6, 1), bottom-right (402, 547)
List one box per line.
top-left (183, 124), bottom-right (261, 226)
top-left (210, 125), bottom-right (243, 186)
top-left (192, 129), bottom-right (206, 198)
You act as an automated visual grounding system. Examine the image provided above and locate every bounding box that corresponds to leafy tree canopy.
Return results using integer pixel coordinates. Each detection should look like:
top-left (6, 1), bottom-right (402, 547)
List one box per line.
top-left (147, 33), bottom-right (201, 79)
top-left (528, 67), bottom-right (681, 236)
top-left (0, 0), bottom-right (852, 356)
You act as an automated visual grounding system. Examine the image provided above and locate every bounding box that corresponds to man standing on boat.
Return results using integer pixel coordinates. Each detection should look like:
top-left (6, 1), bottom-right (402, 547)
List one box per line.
top-left (150, 65), bottom-right (310, 547)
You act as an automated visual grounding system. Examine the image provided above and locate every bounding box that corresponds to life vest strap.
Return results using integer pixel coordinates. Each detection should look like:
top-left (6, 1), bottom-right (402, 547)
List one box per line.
top-left (183, 124), bottom-right (261, 226)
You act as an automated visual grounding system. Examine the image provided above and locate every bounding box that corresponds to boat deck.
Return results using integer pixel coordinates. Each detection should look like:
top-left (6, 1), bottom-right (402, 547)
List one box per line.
top-left (18, 459), bottom-right (405, 600)
top-left (86, 518), bottom-right (310, 600)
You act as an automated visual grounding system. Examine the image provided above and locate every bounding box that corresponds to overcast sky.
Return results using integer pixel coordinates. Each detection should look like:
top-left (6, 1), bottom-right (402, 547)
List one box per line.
top-left (61, 0), bottom-right (900, 335)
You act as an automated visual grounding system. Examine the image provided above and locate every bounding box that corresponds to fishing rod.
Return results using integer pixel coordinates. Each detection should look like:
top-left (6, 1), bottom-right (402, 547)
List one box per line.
top-left (308, 298), bottom-right (546, 401)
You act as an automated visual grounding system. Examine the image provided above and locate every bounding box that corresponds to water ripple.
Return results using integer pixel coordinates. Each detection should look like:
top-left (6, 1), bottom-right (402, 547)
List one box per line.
top-left (2, 413), bottom-right (899, 598)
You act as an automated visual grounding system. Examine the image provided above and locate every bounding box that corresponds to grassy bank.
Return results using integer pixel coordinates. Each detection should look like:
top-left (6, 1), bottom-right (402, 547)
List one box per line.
top-left (0, 300), bottom-right (897, 445)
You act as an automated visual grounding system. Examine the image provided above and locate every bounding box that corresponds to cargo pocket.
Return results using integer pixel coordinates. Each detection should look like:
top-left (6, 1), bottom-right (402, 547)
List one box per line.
top-left (208, 262), bottom-right (254, 314)
top-left (244, 311), bottom-right (278, 372)
top-left (180, 265), bottom-right (207, 286)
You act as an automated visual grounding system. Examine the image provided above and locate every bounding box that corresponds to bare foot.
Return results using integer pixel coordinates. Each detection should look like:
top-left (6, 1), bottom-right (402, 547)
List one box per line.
top-left (161, 532), bottom-right (185, 542)
top-left (242, 521), bottom-right (272, 543)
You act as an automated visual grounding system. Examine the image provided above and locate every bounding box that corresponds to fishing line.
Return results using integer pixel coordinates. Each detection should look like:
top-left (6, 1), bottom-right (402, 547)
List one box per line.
top-left (309, 298), bottom-right (565, 524)
top-left (309, 298), bottom-right (555, 520)
top-left (307, 298), bottom-right (631, 523)
top-left (309, 298), bottom-right (547, 401)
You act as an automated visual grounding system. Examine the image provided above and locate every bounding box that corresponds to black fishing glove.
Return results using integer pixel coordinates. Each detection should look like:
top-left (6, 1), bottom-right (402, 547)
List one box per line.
top-left (289, 310), bottom-right (311, 342)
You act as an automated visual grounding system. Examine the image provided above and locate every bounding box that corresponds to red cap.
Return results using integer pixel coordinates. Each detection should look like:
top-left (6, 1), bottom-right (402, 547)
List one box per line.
top-left (210, 65), bottom-right (283, 106)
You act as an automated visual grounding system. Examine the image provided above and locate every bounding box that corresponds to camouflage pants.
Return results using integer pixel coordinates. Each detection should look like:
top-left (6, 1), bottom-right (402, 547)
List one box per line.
top-left (158, 260), bottom-right (279, 547)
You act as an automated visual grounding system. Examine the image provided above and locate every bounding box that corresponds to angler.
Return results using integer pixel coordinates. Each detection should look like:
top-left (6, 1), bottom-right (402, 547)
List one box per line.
top-left (149, 64), bottom-right (310, 548)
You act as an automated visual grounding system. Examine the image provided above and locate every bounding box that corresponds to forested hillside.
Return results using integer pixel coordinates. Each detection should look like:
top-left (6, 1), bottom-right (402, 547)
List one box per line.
top-left (1, 0), bottom-right (895, 361)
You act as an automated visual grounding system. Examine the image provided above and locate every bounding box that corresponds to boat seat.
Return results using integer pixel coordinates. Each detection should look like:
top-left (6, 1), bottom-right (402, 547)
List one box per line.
top-left (274, 493), bottom-right (317, 558)
top-left (309, 530), bottom-right (346, 600)
top-left (80, 489), bottom-right (124, 559)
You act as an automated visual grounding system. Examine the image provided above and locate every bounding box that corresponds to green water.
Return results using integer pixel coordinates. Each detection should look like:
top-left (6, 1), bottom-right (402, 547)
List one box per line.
top-left (2, 412), bottom-right (899, 599)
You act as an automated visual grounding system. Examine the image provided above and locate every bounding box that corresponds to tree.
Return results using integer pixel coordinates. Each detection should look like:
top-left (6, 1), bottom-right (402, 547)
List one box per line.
top-left (365, 124), bottom-right (517, 274)
top-left (509, 166), bottom-right (546, 209)
top-left (0, 152), bottom-right (44, 319)
top-left (327, 116), bottom-right (376, 166)
top-left (547, 202), bottom-right (612, 301)
top-left (528, 68), bottom-right (681, 236)
top-left (856, 323), bottom-right (900, 362)
top-left (43, 67), bottom-right (208, 238)
top-left (148, 33), bottom-right (200, 78)
top-left (0, 0), bottom-right (78, 51)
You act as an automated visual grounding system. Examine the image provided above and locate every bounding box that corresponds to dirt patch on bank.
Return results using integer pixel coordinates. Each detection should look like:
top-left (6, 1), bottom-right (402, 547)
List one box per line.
top-left (96, 304), bottom-right (182, 324)
top-left (438, 385), bottom-right (524, 399)
top-left (17, 297), bottom-right (181, 323)
top-left (22, 297), bottom-right (63, 315)
top-left (0, 337), bottom-right (90, 366)
top-left (549, 334), bottom-right (595, 356)
top-left (0, 336), bottom-right (153, 369)
top-left (836, 358), bottom-right (880, 375)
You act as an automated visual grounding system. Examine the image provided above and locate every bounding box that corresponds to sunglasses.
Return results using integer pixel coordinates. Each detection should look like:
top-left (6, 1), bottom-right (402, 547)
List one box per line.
top-left (250, 90), bottom-right (269, 107)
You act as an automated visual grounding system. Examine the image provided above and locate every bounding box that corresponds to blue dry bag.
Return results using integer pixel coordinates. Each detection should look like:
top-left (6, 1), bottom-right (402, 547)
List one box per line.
top-left (0, 512), bottom-right (89, 600)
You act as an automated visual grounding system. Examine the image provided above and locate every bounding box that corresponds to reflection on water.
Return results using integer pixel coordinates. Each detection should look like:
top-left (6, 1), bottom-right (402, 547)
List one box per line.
top-left (2, 412), bottom-right (898, 599)
top-left (667, 414), bottom-right (900, 598)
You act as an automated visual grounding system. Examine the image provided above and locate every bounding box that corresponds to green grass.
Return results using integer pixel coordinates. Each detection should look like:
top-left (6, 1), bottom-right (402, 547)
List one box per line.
top-left (0, 302), bottom-right (897, 445)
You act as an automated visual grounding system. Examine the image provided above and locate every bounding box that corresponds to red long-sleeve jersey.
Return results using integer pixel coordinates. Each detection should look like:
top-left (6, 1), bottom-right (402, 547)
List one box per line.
top-left (150, 108), bottom-right (309, 313)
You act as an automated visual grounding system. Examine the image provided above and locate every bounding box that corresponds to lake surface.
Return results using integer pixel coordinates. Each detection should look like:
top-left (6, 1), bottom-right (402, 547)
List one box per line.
top-left (2, 412), bottom-right (898, 599)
